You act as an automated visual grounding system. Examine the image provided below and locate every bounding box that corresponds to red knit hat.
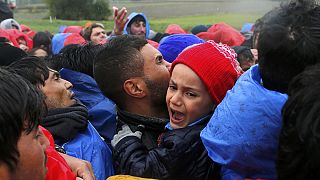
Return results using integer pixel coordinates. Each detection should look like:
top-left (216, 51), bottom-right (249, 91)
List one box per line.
top-left (171, 40), bottom-right (241, 105)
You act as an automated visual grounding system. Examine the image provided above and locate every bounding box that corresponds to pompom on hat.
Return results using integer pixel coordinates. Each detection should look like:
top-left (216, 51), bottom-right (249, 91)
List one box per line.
top-left (171, 40), bottom-right (242, 105)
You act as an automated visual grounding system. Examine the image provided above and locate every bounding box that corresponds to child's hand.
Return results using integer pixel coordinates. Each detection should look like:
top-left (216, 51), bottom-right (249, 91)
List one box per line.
top-left (111, 124), bottom-right (142, 147)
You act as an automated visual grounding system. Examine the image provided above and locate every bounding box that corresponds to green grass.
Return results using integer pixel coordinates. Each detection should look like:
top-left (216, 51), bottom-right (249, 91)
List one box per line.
top-left (149, 13), bottom-right (261, 33)
top-left (16, 13), bottom-right (261, 34)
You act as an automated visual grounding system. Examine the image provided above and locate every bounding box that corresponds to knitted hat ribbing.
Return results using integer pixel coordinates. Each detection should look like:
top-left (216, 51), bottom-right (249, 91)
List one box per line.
top-left (171, 40), bottom-right (241, 104)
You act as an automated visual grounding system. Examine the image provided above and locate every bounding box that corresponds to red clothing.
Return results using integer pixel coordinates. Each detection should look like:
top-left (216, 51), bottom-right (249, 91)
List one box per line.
top-left (40, 126), bottom-right (76, 180)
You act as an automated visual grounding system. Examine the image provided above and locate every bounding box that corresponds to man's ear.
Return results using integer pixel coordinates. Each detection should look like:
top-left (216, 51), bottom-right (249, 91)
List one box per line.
top-left (123, 78), bottom-right (146, 98)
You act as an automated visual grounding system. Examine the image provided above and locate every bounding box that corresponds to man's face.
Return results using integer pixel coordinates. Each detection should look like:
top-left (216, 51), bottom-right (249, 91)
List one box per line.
top-left (11, 127), bottom-right (49, 180)
top-left (42, 69), bottom-right (76, 109)
top-left (130, 21), bottom-right (146, 36)
top-left (90, 27), bottom-right (106, 44)
top-left (33, 49), bottom-right (48, 57)
top-left (140, 44), bottom-right (171, 110)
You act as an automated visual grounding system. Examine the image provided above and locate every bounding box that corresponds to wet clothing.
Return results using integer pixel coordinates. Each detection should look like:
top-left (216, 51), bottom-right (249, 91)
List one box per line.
top-left (60, 68), bottom-right (117, 144)
top-left (201, 65), bottom-right (288, 179)
top-left (40, 126), bottom-right (76, 180)
top-left (113, 113), bottom-right (217, 180)
top-left (123, 12), bottom-right (150, 39)
top-left (42, 101), bottom-right (114, 180)
top-left (116, 109), bottom-right (168, 150)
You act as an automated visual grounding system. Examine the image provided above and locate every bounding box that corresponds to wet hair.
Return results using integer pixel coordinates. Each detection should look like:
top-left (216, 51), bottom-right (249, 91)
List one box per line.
top-left (94, 35), bottom-right (147, 108)
top-left (81, 23), bottom-right (105, 41)
top-left (252, 7), bottom-right (281, 49)
top-left (0, 67), bottom-right (46, 171)
top-left (231, 46), bottom-right (254, 71)
top-left (257, 0), bottom-right (320, 93)
top-left (128, 15), bottom-right (146, 28)
top-left (278, 63), bottom-right (320, 179)
top-left (33, 31), bottom-right (52, 55)
top-left (8, 56), bottom-right (49, 87)
top-left (48, 43), bottom-right (103, 77)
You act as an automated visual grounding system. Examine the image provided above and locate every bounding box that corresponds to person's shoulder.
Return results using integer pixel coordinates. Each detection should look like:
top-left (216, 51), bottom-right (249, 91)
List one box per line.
top-left (163, 125), bottom-right (204, 145)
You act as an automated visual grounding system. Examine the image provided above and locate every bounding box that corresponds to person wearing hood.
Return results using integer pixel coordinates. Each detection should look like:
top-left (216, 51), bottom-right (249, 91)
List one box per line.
top-left (112, 7), bottom-right (150, 39)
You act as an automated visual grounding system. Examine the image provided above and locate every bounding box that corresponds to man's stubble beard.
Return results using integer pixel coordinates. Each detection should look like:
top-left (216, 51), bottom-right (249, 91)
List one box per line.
top-left (143, 77), bottom-right (169, 118)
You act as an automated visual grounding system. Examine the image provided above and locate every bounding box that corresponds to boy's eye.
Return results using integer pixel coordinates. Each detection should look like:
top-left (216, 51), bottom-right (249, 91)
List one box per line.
top-left (186, 92), bottom-right (197, 97)
top-left (168, 85), bottom-right (177, 91)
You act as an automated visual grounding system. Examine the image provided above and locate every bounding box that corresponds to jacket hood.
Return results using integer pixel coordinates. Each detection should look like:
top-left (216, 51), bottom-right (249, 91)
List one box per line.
top-left (123, 12), bottom-right (150, 38)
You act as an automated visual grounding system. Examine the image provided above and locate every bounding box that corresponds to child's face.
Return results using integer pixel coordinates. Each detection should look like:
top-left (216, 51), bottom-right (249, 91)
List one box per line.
top-left (166, 64), bottom-right (214, 129)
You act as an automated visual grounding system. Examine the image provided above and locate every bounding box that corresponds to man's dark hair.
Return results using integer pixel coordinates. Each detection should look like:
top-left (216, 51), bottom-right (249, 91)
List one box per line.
top-left (128, 15), bottom-right (146, 28)
top-left (81, 23), bottom-right (105, 41)
top-left (252, 7), bottom-right (281, 49)
top-left (231, 46), bottom-right (254, 70)
top-left (8, 56), bottom-right (49, 86)
top-left (0, 67), bottom-right (46, 171)
top-left (33, 31), bottom-right (52, 55)
top-left (277, 63), bottom-right (320, 179)
top-left (48, 43), bottom-right (103, 77)
top-left (94, 35), bottom-right (147, 108)
top-left (257, 0), bottom-right (320, 93)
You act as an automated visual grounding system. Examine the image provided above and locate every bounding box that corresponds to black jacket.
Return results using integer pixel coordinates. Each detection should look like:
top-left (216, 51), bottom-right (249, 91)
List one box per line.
top-left (116, 109), bottom-right (168, 150)
top-left (113, 114), bottom-right (219, 180)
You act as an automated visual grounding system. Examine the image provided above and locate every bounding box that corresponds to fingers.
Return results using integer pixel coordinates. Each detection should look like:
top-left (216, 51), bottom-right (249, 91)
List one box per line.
top-left (118, 7), bottom-right (127, 21)
top-left (113, 6), bottom-right (118, 19)
top-left (76, 160), bottom-right (95, 180)
top-left (81, 161), bottom-right (95, 180)
top-left (113, 7), bottom-right (126, 20)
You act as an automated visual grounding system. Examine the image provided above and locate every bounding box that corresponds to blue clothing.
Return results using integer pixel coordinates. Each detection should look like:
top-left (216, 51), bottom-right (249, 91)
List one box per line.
top-left (240, 23), bottom-right (254, 33)
top-left (51, 33), bottom-right (71, 54)
top-left (63, 122), bottom-right (114, 180)
top-left (123, 12), bottom-right (150, 38)
top-left (59, 68), bottom-right (117, 144)
top-left (200, 65), bottom-right (288, 180)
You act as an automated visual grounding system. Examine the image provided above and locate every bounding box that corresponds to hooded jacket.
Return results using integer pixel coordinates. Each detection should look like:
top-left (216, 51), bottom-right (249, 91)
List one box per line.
top-left (113, 114), bottom-right (218, 180)
top-left (116, 109), bottom-right (168, 150)
top-left (63, 122), bottom-right (114, 180)
top-left (51, 33), bottom-right (70, 54)
top-left (200, 65), bottom-right (288, 180)
top-left (59, 68), bottom-right (117, 144)
top-left (42, 102), bottom-right (114, 180)
top-left (123, 12), bottom-right (150, 39)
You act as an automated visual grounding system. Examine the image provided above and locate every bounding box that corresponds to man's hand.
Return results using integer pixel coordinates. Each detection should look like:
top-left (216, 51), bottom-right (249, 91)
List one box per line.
top-left (111, 124), bottom-right (142, 147)
top-left (59, 153), bottom-right (95, 180)
top-left (112, 6), bottom-right (128, 35)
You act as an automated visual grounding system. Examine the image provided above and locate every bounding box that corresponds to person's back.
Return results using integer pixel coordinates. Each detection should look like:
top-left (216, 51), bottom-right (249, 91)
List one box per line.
top-left (277, 64), bottom-right (320, 179)
top-left (200, 0), bottom-right (320, 179)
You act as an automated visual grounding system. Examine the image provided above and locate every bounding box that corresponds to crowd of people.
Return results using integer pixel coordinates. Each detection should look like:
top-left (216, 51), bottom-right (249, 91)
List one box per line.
top-left (1, 0), bottom-right (320, 179)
